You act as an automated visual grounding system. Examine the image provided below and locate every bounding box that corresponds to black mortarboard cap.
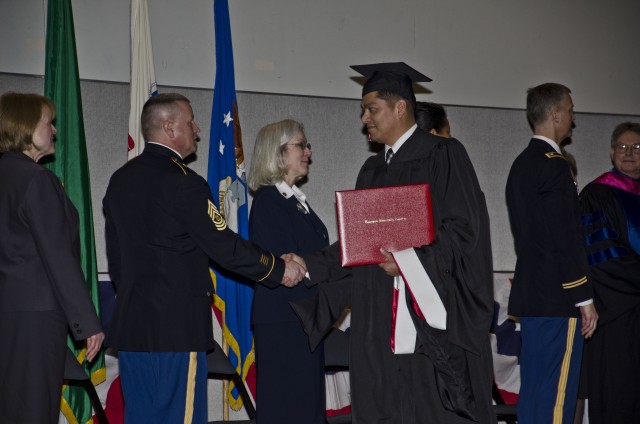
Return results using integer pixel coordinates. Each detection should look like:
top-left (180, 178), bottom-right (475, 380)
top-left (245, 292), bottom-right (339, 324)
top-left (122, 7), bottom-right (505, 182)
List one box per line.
top-left (350, 62), bottom-right (432, 110)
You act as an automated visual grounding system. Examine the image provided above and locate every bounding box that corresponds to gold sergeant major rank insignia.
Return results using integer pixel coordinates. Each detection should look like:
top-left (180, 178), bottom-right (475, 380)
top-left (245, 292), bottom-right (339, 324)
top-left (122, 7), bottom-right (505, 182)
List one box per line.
top-left (208, 200), bottom-right (227, 231)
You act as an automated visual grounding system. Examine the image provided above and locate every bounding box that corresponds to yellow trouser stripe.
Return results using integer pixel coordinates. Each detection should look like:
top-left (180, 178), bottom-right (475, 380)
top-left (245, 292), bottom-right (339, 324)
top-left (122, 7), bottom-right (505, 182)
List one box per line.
top-left (553, 317), bottom-right (577, 424)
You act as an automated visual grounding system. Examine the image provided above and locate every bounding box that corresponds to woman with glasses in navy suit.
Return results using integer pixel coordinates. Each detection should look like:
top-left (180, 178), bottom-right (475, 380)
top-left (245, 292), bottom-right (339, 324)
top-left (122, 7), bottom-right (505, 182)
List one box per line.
top-left (248, 119), bottom-right (329, 424)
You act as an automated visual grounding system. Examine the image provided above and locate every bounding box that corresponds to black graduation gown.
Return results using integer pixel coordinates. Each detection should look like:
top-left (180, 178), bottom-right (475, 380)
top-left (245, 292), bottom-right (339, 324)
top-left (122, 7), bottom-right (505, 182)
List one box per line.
top-left (295, 129), bottom-right (496, 423)
top-left (580, 172), bottom-right (640, 423)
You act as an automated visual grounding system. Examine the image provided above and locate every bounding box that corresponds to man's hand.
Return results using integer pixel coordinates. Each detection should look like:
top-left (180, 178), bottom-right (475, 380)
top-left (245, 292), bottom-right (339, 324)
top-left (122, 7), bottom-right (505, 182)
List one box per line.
top-left (580, 303), bottom-right (598, 338)
top-left (85, 331), bottom-right (105, 362)
top-left (282, 252), bottom-right (307, 270)
top-left (281, 253), bottom-right (307, 287)
top-left (378, 248), bottom-right (400, 277)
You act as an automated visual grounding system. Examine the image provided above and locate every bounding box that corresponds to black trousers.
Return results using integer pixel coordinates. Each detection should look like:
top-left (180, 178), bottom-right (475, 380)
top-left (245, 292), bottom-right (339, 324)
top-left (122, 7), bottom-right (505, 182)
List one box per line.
top-left (0, 310), bottom-right (67, 424)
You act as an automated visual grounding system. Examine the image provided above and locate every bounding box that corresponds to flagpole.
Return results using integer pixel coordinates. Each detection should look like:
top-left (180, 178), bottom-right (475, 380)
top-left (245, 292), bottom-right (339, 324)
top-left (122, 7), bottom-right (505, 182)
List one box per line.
top-left (210, 0), bottom-right (257, 416)
top-left (128, 0), bottom-right (157, 160)
top-left (222, 315), bottom-right (230, 421)
top-left (44, 1), bottom-right (106, 421)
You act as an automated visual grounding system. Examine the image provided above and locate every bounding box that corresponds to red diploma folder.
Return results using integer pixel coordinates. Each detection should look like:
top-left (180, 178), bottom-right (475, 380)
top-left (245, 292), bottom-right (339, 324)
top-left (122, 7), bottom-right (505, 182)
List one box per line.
top-left (335, 183), bottom-right (435, 267)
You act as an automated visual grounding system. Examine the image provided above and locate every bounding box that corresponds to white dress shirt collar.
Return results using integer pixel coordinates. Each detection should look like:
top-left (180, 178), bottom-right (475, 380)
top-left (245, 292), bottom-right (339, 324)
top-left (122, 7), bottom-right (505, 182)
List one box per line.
top-left (147, 141), bottom-right (183, 159)
top-left (385, 124), bottom-right (418, 157)
top-left (275, 180), bottom-right (309, 212)
top-left (532, 135), bottom-right (561, 154)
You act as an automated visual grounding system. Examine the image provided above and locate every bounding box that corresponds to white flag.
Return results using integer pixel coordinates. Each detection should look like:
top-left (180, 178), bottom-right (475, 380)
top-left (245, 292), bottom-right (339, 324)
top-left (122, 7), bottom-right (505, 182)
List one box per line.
top-left (128, 0), bottom-right (157, 160)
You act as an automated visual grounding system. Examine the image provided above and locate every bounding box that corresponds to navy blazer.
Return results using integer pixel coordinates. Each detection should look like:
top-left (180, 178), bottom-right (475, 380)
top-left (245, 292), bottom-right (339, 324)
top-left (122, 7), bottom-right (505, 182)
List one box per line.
top-left (0, 152), bottom-right (101, 338)
top-left (249, 185), bottom-right (329, 324)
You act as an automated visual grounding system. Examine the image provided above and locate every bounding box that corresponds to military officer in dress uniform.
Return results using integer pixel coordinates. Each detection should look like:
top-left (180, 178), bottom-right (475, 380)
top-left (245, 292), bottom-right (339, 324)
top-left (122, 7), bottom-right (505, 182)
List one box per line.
top-left (103, 93), bottom-right (306, 423)
top-left (506, 83), bottom-right (598, 424)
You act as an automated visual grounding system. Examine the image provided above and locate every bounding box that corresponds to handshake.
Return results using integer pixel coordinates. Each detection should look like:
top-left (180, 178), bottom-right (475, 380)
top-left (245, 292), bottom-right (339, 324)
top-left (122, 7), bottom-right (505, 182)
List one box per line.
top-left (280, 253), bottom-right (307, 287)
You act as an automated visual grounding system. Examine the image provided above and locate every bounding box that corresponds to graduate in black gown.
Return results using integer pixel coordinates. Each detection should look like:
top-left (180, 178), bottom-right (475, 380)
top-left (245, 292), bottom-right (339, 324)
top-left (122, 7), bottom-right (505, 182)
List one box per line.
top-left (292, 63), bottom-right (496, 423)
top-left (248, 120), bottom-right (329, 424)
top-left (580, 122), bottom-right (640, 423)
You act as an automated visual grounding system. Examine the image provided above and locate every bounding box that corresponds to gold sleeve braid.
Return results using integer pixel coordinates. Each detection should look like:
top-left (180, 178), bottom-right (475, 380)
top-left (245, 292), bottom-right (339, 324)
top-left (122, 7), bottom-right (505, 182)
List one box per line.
top-left (562, 276), bottom-right (588, 289)
top-left (256, 252), bottom-right (276, 282)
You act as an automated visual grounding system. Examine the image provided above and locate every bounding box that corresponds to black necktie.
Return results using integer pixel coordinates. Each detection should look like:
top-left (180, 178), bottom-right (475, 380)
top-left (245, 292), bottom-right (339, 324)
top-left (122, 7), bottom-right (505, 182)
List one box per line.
top-left (385, 149), bottom-right (394, 164)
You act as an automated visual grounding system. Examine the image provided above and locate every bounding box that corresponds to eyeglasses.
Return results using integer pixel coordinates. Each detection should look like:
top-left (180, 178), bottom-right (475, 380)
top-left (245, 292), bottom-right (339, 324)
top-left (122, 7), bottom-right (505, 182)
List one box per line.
top-left (286, 141), bottom-right (311, 151)
top-left (612, 143), bottom-right (640, 154)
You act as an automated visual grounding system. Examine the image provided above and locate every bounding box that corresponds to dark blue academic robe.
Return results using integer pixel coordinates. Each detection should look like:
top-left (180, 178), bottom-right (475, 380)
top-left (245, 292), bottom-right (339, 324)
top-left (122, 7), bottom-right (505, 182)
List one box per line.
top-left (580, 171), bottom-right (640, 423)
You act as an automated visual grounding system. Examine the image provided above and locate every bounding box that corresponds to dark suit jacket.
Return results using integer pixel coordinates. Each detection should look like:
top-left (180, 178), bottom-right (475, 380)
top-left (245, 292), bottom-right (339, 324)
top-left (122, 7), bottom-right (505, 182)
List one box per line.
top-left (0, 151), bottom-right (102, 423)
top-left (103, 143), bottom-right (284, 352)
top-left (249, 184), bottom-right (329, 424)
top-left (249, 184), bottom-right (329, 324)
top-left (506, 138), bottom-right (592, 317)
top-left (0, 151), bottom-right (101, 336)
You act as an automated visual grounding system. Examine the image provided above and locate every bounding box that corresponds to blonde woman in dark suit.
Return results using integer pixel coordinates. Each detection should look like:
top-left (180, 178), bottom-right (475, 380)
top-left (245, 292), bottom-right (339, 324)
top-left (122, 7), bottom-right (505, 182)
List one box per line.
top-left (0, 92), bottom-right (103, 424)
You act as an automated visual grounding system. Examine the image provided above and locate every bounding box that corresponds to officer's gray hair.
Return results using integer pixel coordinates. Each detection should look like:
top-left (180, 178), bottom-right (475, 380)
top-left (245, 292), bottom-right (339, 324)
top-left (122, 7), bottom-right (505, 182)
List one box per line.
top-left (526, 83), bottom-right (571, 130)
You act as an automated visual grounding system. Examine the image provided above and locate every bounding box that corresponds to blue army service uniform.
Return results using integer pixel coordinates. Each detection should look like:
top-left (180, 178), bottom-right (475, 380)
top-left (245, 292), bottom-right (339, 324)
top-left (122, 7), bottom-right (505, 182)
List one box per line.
top-left (506, 137), bottom-right (592, 424)
top-left (103, 143), bottom-right (285, 423)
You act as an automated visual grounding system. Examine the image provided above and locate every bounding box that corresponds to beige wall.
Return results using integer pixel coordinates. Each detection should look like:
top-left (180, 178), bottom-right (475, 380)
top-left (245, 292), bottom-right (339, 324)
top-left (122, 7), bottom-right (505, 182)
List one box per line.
top-left (1, 0), bottom-right (639, 114)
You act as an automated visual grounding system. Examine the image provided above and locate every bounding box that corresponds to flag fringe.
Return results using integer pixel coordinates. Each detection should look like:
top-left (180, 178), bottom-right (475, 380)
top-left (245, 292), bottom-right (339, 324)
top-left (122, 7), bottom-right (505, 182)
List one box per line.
top-left (211, 270), bottom-right (254, 411)
top-left (60, 393), bottom-right (80, 424)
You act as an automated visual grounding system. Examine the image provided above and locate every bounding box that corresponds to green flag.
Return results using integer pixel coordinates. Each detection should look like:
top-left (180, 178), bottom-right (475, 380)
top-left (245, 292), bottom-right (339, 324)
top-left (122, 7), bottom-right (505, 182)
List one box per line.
top-left (44, 0), bottom-right (105, 422)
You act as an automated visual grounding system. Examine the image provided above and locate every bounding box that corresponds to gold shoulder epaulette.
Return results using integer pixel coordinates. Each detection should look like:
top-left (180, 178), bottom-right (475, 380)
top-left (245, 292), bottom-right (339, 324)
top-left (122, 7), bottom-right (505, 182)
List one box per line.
top-left (545, 152), bottom-right (566, 160)
top-left (171, 157), bottom-right (188, 175)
